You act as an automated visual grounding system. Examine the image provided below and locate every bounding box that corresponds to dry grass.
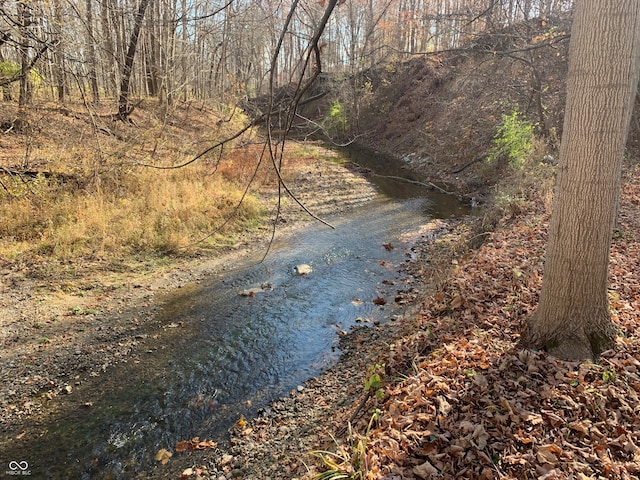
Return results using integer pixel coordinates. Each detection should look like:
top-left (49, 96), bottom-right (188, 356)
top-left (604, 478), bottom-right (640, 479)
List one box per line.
top-left (0, 99), bottom-right (316, 268)
top-left (0, 167), bottom-right (263, 260)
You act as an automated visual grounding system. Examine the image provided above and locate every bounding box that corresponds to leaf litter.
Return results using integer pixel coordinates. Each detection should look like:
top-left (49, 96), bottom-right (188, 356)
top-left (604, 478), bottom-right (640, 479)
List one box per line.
top-left (352, 165), bottom-right (640, 480)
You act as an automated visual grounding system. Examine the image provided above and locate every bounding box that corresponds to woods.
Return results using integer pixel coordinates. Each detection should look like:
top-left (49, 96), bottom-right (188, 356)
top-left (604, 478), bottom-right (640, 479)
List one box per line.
top-left (0, 0), bottom-right (572, 108)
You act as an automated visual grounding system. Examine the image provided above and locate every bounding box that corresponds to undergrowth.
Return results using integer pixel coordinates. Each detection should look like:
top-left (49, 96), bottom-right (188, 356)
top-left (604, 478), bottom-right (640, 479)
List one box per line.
top-left (0, 100), bottom-right (310, 267)
top-left (471, 120), bottom-right (556, 249)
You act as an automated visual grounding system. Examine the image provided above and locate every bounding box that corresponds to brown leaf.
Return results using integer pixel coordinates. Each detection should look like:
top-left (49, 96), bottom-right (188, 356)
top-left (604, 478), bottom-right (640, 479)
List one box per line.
top-left (197, 439), bottom-right (218, 450)
top-left (413, 460), bottom-right (439, 478)
top-left (450, 294), bottom-right (463, 309)
top-left (155, 448), bottom-right (172, 465)
top-left (175, 440), bottom-right (191, 453)
top-left (179, 467), bottom-right (194, 479)
top-left (568, 420), bottom-right (590, 435)
top-left (536, 449), bottom-right (558, 465)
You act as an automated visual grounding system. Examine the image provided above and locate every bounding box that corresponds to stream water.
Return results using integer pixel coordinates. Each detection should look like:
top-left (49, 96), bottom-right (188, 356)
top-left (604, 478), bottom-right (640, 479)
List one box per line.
top-left (2, 148), bottom-right (470, 479)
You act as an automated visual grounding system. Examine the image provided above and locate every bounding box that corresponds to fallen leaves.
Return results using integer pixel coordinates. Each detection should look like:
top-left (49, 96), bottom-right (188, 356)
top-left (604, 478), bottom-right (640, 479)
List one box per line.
top-left (155, 448), bottom-right (172, 465)
top-left (154, 437), bottom-right (218, 470)
top-left (175, 437), bottom-right (218, 453)
top-left (334, 166), bottom-right (640, 479)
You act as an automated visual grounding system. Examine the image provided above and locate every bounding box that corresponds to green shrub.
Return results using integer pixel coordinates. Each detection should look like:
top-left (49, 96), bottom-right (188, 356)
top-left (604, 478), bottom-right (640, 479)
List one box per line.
top-left (0, 61), bottom-right (43, 85)
top-left (488, 111), bottom-right (534, 169)
top-left (323, 100), bottom-right (348, 135)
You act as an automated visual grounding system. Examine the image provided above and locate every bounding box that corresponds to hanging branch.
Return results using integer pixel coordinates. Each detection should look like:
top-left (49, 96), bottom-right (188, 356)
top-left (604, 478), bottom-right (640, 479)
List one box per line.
top-left (136, 0), bottom-right (343, 253)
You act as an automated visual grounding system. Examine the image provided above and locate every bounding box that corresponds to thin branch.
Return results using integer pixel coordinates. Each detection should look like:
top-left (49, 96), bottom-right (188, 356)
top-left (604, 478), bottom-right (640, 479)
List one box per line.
top-left (364, 170), bottom-right (454, 196)
top-left (136, 118), bottom-right (260, 169)
top-left (294, 112), bottom-right (370, 147)
top-left (182, 144), bottom-right (268, 249)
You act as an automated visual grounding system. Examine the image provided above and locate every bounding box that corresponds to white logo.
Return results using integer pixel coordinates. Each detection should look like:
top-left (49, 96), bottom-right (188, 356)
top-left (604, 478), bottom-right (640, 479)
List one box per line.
top-left (6, 461), bottom-right (31, 476)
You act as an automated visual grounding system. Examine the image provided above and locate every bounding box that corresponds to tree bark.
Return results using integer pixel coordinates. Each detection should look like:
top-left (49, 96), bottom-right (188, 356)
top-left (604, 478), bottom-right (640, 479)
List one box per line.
top-left (86, 0), bottom-right (100, 104)
top-left (100, 0), bottom-right (118, 96)
top-left (117, 0), bottom-right (152, 120)
top-left (520, 0), bottom-right (640, 360)
top-left (52, 0), bottom-right (66, 103)
top-left (17, 1), bottom-right (31, 108)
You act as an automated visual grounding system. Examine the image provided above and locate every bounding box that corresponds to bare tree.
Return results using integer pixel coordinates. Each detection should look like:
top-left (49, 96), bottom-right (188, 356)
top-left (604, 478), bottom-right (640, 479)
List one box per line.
top-left (86, 0), bottom-right (100, 103)
top-left (17, 1), bottom-right (31, 107)
top-left (118, 0), bottom-right (152, 120)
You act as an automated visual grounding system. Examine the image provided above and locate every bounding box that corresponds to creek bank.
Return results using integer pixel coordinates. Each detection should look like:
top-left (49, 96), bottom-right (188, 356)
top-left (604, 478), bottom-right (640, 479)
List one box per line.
top-left (0, 142), bottom-right (474, 479)
top-left (0, 149), bottom-right (377, 444)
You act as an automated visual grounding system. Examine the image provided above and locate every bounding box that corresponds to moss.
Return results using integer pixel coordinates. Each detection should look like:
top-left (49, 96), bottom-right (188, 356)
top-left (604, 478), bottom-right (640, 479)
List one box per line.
top-left (588, 332), bottom-right (615, 357)
top-left (545, 338), bottom-right (560, 350)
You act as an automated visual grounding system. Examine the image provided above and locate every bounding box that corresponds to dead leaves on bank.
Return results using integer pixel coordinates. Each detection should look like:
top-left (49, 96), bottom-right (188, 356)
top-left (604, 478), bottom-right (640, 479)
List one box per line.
top-left (155, 437), bottom-right (218, 469)
top-left (327, 167), bottom-right (640, 480)
top-left (175, 437), bottom-right (218, 453)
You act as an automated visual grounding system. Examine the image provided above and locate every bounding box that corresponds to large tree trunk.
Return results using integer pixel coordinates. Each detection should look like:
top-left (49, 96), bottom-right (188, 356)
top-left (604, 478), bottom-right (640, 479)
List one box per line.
top-left (521, 0), bottom-right (640, 361)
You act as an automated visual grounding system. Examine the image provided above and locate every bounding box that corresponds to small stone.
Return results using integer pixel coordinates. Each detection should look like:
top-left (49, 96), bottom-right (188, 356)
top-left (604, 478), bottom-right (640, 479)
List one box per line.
top-left (296, 385), bottom-right (304, 392)
top-left (294, 264), bottom-right (312, 275)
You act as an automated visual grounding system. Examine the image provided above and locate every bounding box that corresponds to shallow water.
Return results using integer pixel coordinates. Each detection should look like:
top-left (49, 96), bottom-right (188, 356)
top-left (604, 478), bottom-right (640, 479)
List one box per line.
top-left (2, 149), bottom-right (470, 479)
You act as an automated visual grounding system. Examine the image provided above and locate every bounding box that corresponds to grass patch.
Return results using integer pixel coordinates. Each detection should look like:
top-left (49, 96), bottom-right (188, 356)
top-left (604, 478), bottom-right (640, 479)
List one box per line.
top-left (0, 100), bottom-right (326, 270)
top-left (0, 163), bottom-right (266, 261)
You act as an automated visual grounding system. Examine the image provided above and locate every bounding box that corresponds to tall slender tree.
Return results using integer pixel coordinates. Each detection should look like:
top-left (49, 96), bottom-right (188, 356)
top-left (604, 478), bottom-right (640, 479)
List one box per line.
top-left (17, 1), bottom-right (31, 108)
top-left (86, 0), bottom-right (100, 103)
top-left (521, 0), bottom-right (640, 360)
top-left (118, 0), bottom-right (152, 120)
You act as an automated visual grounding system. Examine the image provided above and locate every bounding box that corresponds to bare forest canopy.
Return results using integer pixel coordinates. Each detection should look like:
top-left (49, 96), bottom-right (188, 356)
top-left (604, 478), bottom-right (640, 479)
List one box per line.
top-left (0, 0), bottom-right (573, 108)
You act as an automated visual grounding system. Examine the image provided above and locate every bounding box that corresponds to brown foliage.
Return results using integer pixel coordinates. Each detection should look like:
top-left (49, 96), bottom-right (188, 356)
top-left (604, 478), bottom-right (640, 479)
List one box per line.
top-left (356, 166), bottom-right (640, 479)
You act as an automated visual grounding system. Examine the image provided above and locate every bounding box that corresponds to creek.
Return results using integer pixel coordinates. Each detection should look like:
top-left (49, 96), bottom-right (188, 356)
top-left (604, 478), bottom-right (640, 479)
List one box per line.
top-left (3, 148), bottom-right (470, 478)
